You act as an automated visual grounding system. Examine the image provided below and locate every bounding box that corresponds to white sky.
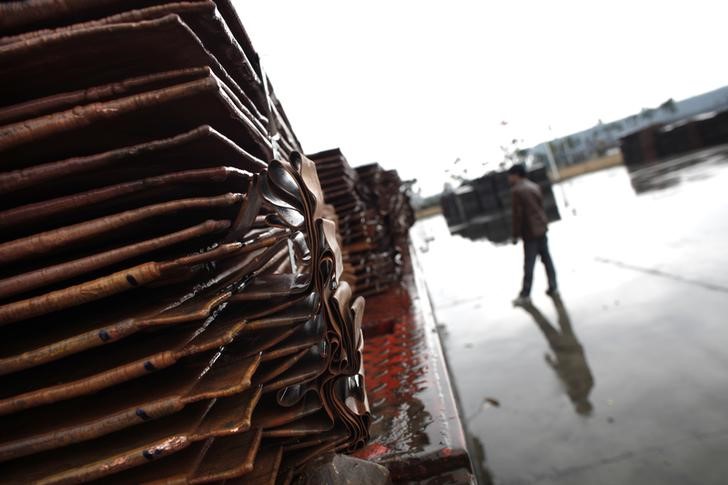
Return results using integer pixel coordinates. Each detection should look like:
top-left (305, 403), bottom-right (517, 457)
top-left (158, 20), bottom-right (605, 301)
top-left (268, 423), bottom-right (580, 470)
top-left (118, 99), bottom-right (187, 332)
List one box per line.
top-left (236, 1), bottom-right (728, 195)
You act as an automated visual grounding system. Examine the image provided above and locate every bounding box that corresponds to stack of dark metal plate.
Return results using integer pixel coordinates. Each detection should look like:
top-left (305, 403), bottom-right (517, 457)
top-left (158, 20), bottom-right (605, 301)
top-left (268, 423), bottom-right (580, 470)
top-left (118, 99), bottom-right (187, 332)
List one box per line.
top-left (308, 149), bottom-right (414, 298)
top-left (354, 164), bottom-right (415, 296)
top-left (0, 2), bottom-right (369, 483)
top-left (305, 149), bottom-right (368, 247)
top-left (441, 166), bottom-right (560, 243)
top-left (620, 109), bottom-right (728, 167)
top-left (306, 149), bottom-right (367, 286)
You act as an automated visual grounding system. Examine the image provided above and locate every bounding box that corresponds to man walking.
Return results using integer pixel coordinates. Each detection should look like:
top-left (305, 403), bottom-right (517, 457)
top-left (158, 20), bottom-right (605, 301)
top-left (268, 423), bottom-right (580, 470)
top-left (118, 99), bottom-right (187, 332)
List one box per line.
top-left (508, 164), bottom-right (558, 306)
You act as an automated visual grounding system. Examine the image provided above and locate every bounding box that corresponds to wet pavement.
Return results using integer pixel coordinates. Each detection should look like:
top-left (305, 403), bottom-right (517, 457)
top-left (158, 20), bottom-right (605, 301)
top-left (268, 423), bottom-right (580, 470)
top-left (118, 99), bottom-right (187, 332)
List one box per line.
top-left (412, 149), bottom-right (728, 485)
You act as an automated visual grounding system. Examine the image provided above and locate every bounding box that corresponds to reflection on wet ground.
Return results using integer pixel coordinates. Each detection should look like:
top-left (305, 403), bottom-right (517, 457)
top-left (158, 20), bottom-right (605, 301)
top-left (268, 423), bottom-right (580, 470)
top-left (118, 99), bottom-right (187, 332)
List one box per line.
top-left (414, 150), bottom-right (728, 484)
top-left (520, 297), bottom-right (594, 417)
top-left (628, 143), bottom-right (728, 193)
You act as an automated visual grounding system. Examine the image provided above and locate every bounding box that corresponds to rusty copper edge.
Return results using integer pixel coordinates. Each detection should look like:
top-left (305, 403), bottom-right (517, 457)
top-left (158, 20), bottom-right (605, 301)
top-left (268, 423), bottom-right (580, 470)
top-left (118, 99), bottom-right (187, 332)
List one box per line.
top-left (0, 220), bottom-right (232, 300)
top-left (238, 227), bottom-right (291, 253)
top-left (0, 2), bottom-right (265, 101)
top-left (0, 2), bottom-right (303, 152)
top-left (255, 244), bottom-right (296, 278)
top-left (0, 72), bottom-right (271, 164)
top-left (191, 386), bottom-right (262, 439)
top-left (0, 192), bottom-right (243, 265)
top-left (0, 126), bottom-right (265, 195)
top-left (262, 412), bottom-right (333, 439)
top-left (287, 434), bottom-right (351, 470)
top-left (0, 165), bottom-right (246, 230)
top-left (236, 292), bottom-right (311, 322)
top-left (0, 401), bottom-right (215, 484)
top-left (0, 316), bottom-right (246, 416)
top-left (0, 242), bottom-right (243, 326)
top-left (203, 236), bottom-right (288, 284)
top-left (2, 398), bottom-right (264, 485)
top-left (223, 175), bottom-right (262, 243)
top-left (170, 241), bottom-right (243, 268)
top-left (46, 437), bottom-right (193, 485)
top-left (189, 428), bottom-right (263, 483)
top-left (0, 288), bottom-right (237, 376)
top-left (225, 250), bottom-right (294, 302)
top-left (0, 352), bottom-right (176, 417)
top-left (0, 262), bottom-right (163, 326)
top-left (0, 2), bottom-right (267, 123)
top-left (277, 430), bottom-right (347, 454)
top-left (261, 335), bottom-right (320, 363)
top-left (0, 354), bottom-right (261, 461)
top-left (0, 0), bottom-right (239, 48)
top-left (243, 301), bottom-right (316, 333)
top-left (142, 291), bottom-right (233, 327)
top-left (262, 360), bottom-right (326, 395)
top-left (254, 393), bottom-right (323, 430)
top-left (232, 273), bottom-right (309, 302)
top-left (0, 67), bottom-right (210, 125)
top-left (97, 437), bottom-right (214, 485)
top-left (227, 446), bottom-right (282, 485)
top-left (187, 354), bottom-right (261, 402)
top-left (0, 15), bottom-right (260, 131)
top-left (255, 348), bottom-right (311, 386)
top-left (236, 323), bottom-right (301, 358)
top-left (177, 319), bottom-right (249, 360)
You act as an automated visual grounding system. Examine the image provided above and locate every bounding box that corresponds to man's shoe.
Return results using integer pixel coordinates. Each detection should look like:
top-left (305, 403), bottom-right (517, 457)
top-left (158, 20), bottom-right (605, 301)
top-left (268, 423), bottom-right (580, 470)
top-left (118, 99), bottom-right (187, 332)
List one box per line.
top-left (546, 288), bottom-right (560, 298)
top-left (512, 296), bottom-right (532, 307)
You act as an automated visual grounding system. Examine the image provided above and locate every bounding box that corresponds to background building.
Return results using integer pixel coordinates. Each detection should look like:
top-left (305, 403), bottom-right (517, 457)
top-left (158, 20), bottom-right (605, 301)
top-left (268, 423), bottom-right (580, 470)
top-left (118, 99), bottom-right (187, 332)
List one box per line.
top-left (528, 85), bottom-right (728, 167)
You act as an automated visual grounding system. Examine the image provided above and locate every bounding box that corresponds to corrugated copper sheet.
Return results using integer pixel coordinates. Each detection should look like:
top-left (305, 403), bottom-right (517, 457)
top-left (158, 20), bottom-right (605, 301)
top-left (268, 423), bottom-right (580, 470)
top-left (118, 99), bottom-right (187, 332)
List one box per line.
top-left (0, 2), bottom-right (369, 483)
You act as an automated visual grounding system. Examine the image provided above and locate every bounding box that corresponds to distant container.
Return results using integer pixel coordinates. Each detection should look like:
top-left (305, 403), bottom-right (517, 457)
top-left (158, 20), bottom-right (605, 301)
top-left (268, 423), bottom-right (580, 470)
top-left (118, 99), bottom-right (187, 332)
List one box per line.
top-left (441, 166), bottom-right (560, 243)
top-left (620, 109), bottom-right (728, 166)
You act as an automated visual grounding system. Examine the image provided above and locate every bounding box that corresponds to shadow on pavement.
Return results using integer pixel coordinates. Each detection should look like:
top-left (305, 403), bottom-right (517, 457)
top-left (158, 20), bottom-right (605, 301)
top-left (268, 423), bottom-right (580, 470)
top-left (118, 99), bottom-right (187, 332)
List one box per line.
top-left (519, 296), bottom-right (595, 416)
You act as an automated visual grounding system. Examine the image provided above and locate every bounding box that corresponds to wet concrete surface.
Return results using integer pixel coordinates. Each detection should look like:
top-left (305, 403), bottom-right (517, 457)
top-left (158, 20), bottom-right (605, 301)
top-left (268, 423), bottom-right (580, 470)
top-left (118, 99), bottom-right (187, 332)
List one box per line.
top-left (412, 149), bottom-right (728, 484)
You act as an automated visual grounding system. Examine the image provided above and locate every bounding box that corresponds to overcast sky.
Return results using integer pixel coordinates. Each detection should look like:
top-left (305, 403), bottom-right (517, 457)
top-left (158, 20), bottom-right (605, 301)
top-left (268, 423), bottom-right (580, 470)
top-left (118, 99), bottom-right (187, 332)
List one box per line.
top-left (236, 1), bottom-right (728, 195)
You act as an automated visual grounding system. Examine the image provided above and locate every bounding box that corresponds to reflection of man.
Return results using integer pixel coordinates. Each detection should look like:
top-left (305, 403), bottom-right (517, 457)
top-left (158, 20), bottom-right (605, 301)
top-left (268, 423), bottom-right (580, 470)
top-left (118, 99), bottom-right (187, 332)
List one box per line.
top-left (507, 164), bottom-right (558, 307)
top-left (520, 296), bottom-right (594, 416)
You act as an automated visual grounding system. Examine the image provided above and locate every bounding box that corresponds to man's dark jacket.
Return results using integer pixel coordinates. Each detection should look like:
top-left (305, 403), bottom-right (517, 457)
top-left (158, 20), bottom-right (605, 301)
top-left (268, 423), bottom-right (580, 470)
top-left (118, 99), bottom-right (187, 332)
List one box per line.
top-left (511, 178), bottom-right (548, 240)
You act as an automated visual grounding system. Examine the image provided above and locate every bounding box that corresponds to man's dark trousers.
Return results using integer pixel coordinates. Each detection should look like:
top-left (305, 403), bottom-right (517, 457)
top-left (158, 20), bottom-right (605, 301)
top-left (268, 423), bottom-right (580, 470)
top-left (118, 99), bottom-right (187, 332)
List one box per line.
top-left (520, 235), bottom-right (557, 297)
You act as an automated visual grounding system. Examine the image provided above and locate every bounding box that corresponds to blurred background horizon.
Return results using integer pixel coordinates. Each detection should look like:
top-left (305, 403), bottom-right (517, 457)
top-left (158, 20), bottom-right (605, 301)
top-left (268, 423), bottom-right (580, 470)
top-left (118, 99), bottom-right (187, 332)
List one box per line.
top-left (237, 0), bottom-right (727, 196)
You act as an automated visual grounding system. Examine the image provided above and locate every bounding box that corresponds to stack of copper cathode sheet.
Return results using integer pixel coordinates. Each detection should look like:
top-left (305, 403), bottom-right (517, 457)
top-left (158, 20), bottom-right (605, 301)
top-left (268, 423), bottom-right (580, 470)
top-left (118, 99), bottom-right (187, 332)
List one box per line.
top-left (308, 149), bottom-right (415, 298)
top-left (353, 164), bottom-right (415, 297)
top-left (304, 149), bottom-right (366, 286)
top-left (0, 1), bottom-right (369, 483)
top-left (356, 165), bottom-right (416, 261)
